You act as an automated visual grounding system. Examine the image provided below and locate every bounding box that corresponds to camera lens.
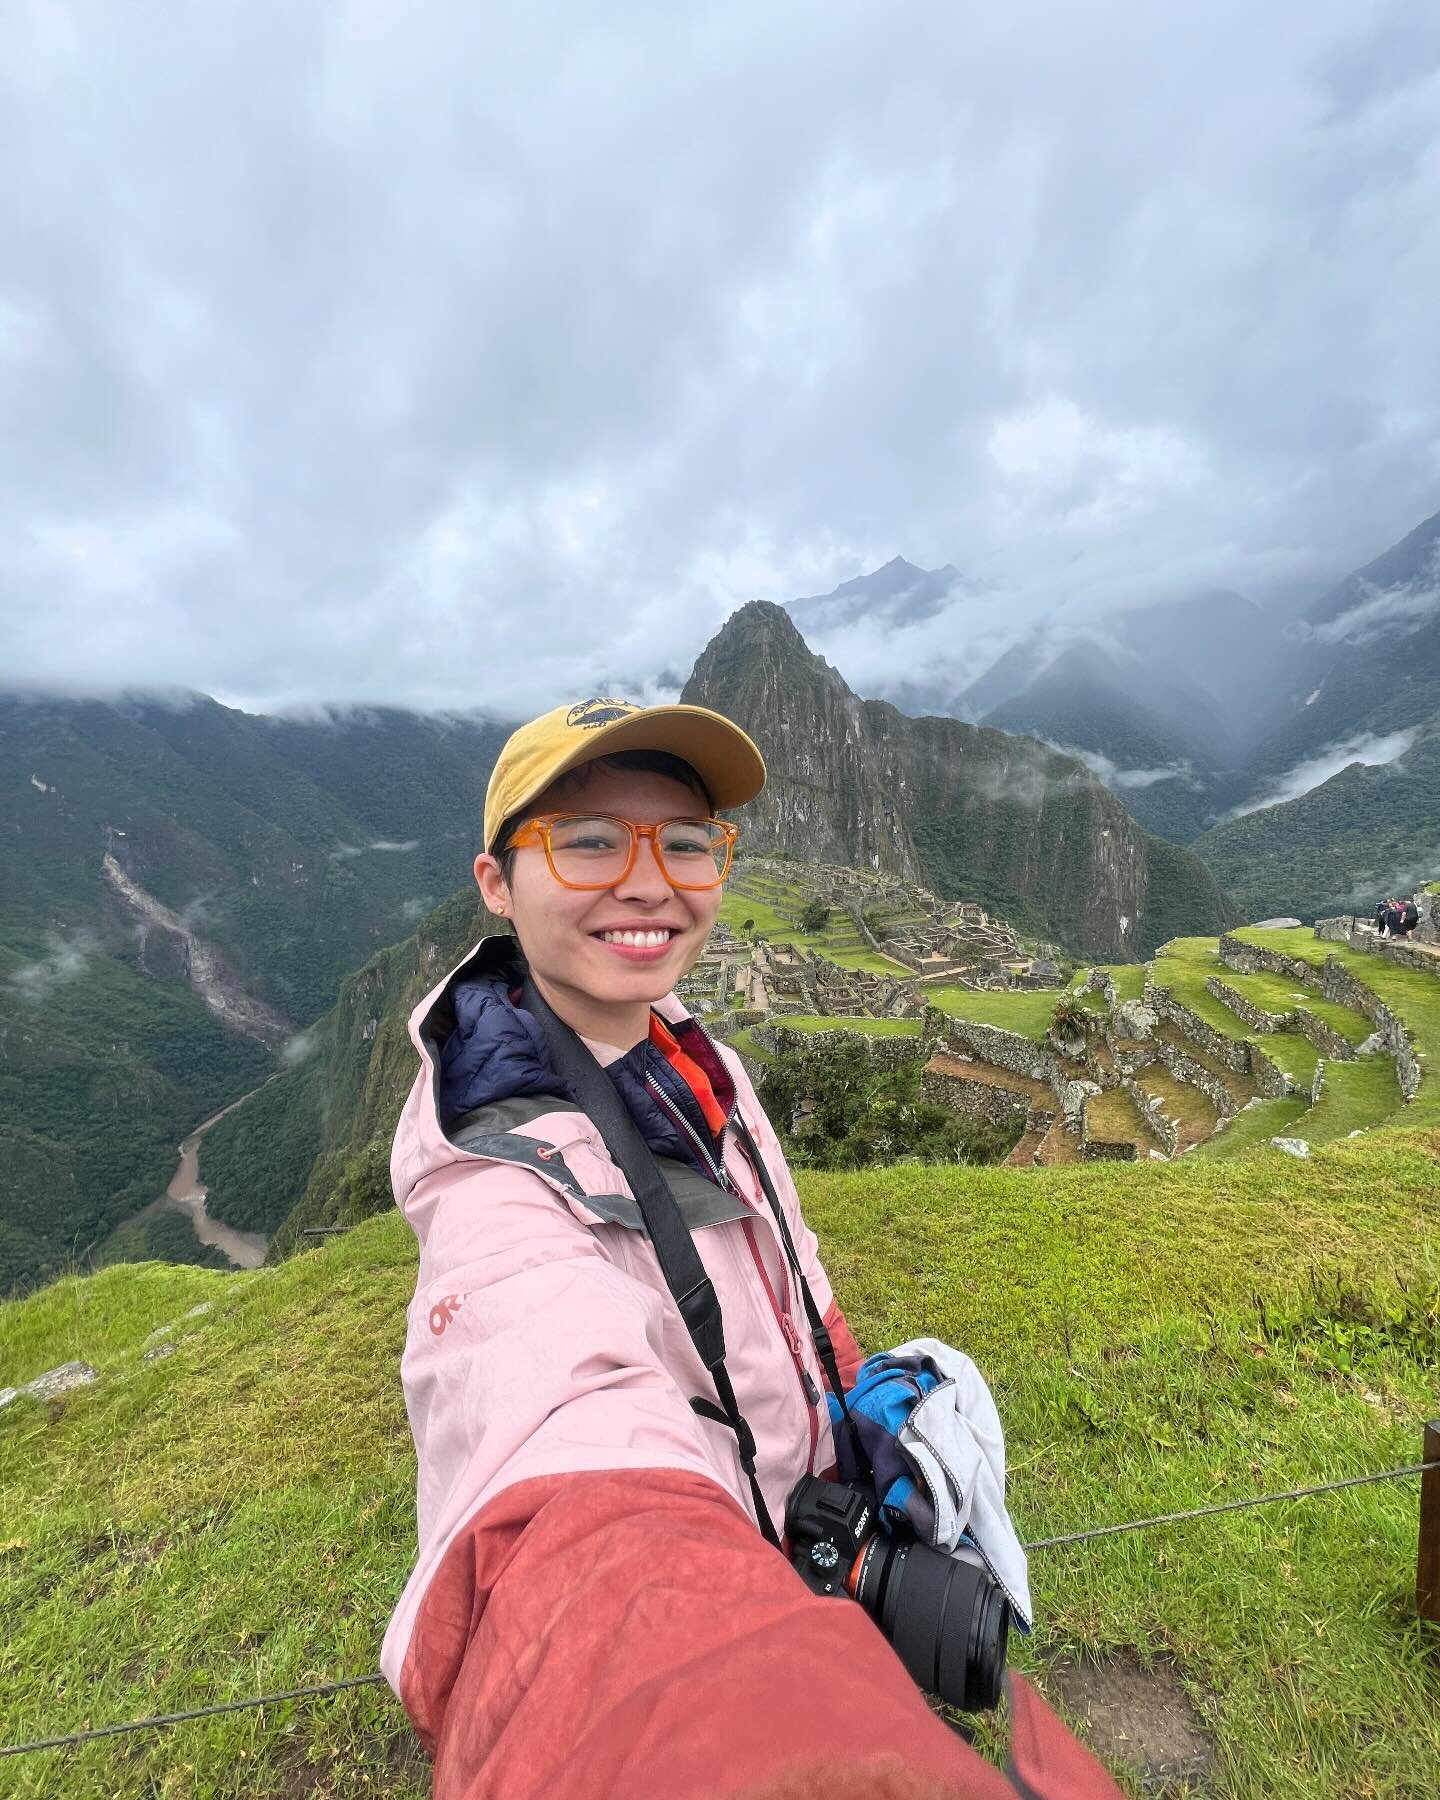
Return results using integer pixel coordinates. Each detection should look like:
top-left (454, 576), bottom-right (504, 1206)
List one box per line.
top-left (852, 1535), bottom-right (1010, 1712)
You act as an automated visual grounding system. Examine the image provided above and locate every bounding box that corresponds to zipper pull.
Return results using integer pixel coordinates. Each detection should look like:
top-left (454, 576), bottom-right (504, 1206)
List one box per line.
top-left (780, 1316), bottom-right (821, 1405)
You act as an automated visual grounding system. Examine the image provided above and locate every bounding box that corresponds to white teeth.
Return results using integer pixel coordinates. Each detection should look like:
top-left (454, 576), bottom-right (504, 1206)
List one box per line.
top-left (601, 929), bottom-right (673, 947)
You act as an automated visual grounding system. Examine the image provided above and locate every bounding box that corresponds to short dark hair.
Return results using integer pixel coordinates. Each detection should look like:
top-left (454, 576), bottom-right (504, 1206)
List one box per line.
top-left (493, 749), bottom-right (714, 878)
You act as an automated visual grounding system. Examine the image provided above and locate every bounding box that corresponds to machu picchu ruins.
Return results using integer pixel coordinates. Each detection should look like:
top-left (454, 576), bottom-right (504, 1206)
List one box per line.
top-left (677, 856), bottom-right (1065, 1030)
top-left (735, 874), bottom-right (1439, 1174)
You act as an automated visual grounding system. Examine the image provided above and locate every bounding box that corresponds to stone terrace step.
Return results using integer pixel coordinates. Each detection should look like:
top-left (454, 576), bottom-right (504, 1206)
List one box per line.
top-left (1133, 1066), bottom-right (1221, 1152)
top-left (922, 1053), bottom-right (1055, 1110)
top-left (1004, 1125), bottom-right (1049, 1168)
top-left (1033, 1117), bottom-right (1081, 1165)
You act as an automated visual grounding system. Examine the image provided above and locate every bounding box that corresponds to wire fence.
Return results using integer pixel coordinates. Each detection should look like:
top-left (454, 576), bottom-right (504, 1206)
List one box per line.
top-left (4, 1441), bottom-right (1437, 1761)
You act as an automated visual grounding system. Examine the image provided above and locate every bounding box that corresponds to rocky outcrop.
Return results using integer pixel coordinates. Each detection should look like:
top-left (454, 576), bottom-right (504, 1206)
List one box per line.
top-left (0, 1361), bottom-right (99, 1410)
top-left (684, 602), bottom-right (1238, 960)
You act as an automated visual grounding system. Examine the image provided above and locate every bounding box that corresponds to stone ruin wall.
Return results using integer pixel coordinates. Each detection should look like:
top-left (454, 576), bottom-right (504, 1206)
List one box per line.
top-left (919, 1067), bottom-right (1037, 1129)
top-left (1204, 974), bottom-right (1356, 1063)
top-left (1078, 1132), bottom-right (1138, 1163)
top-left (757, 1025), bottom-right (922, 1072)
top-left (1205, 975), bottom-right (1286, 1033)
top-left (1145, 982), bottom-right (1294, 1100)
top-left (1219, 936), bottom-right (1421, 1103)
top-left (1156, 1038), bottom-right (1240, 1121)
top-left (1125, 1079), bottom-right (1180, 1157)
top-left (932, 1016), bottom-right (1060, 1090)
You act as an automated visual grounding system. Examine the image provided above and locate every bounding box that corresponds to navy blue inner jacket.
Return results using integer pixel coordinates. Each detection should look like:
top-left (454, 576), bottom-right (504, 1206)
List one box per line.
top-left (437, 939), bottom-right (736, 1183)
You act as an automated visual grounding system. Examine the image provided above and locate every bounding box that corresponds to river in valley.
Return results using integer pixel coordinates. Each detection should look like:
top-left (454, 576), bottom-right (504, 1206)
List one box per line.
top-left (131, 1091), bottom-right (269, 1269)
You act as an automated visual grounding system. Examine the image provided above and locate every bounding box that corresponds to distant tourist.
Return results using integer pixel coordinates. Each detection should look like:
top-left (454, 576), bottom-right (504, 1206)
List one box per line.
top-left (1375, 898), bottom-right (1418, 939)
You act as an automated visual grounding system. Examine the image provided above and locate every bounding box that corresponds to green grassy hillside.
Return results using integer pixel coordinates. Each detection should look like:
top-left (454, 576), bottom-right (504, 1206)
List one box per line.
top-left (201, 889), bottom-right (498, 1243)
top-left (1193, 727), bottom-right (1440, 923)
top-left (3, 1129), bottom-right (1437, 1797)
top-left (0, 694), bottom-right (509, 1294)
top-left (0, 930), bottom-right (272, 1296)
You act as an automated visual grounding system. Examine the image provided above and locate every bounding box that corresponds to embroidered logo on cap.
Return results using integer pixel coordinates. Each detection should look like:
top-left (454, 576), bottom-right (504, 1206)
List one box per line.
top-left (567, 698), bottom-right (638, 730)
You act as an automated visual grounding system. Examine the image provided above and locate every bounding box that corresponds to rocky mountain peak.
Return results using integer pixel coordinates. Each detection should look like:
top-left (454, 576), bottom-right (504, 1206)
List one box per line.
top-left (683, 604), bottom-right (1236, 958)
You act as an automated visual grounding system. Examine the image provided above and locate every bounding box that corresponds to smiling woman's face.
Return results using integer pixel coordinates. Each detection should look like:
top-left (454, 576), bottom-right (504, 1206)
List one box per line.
top-left (474, 761), bottom-right (724, 1048)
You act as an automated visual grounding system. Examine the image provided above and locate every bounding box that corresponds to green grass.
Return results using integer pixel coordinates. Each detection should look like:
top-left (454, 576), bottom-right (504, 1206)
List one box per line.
top-left (1083, 1087), bottom-right (1154, 1148)
top-left (772, 1014), bottom-right (923, 1038)
top-left (1289, 1057), bottom-right (1404, 1146)
top-left (1209, 965), bottom-right (1375, 1049)
top-left (718, 892), bottom-right (913, 977)
top-left (1231, 927), bottom-right (1440, 1128)
top-left (1, 1263), bottom-right (238, 1390)
top-left (1191, 1095), bottom-right (1312, 1161)
top-left (1108, 964), bottom-right (1148, 1002)
top-left (1151, 939), bottom-right (1327, 1089)
top-left (725, 1027), bottom-right (773, 1063)
top-left (719, 890), bottom-right (792, 938)
top-left (1132, 1066), bottom-right (1220, 1151)
top-left (823, 946), bottom-right (915, 976)
top-left (926, 987), bottom-right (1061, 1041)
top-left (2, 1132), bottom-right (1438, 1795)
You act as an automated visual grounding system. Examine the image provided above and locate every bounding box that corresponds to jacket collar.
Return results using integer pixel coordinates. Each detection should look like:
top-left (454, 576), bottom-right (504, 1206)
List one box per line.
top-left (427, 935), bottom-right (735, 1182)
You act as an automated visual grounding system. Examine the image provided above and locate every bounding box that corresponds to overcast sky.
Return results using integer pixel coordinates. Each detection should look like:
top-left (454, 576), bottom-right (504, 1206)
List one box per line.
top-left (4, 0), bottom-right (1440, 718)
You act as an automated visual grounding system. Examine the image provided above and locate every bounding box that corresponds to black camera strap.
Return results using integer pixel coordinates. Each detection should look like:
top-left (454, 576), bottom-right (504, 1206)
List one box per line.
top-left (521, 978), bottom-right (781, 1547)
top-left (730, 1114), bottom-right (874, 1488)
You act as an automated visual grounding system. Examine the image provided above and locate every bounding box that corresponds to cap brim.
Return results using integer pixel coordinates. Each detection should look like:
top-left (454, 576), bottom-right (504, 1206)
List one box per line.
top-left (529, 704), bottom-right (766, 816)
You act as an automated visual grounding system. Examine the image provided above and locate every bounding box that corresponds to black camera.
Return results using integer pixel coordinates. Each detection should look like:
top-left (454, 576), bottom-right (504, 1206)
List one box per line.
top-left (785, 1474), bottom-right (1010, 1712)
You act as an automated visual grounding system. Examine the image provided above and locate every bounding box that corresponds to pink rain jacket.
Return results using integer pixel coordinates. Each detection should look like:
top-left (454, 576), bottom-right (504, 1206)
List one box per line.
top-left (383, 942), bottom-right (1123, 1800)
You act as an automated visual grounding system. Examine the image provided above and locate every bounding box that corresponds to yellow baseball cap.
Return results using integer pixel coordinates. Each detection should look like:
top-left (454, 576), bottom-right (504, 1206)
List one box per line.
top-left (483, 697), bottom-right (767, 851)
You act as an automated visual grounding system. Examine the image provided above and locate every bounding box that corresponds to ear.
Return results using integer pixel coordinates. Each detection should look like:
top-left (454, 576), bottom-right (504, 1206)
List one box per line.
top-left (474, 852), bottom-right (510, 919)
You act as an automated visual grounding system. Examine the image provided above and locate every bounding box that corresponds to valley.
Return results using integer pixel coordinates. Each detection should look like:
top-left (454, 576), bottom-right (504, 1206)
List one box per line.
top-left (4, 527), bottom-right (1440, 1797)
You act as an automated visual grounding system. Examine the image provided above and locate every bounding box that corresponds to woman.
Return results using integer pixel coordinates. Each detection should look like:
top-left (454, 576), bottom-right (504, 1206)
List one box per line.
top-left (381, 698), bottom-right (1118, 1800)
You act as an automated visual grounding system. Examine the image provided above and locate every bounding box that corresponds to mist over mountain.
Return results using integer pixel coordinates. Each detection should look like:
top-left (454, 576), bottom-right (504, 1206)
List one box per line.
top-left (1247, 507), bottom-right (1440, 774)
top-left (782, 504), bottom-right (1439, 902)
top-left (786, 557), bottom-right (966, 632)
top-left (682, 601), bottom-right (1236, 958)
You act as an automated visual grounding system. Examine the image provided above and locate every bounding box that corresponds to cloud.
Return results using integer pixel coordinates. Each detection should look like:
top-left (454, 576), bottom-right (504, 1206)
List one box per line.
top-left (9, 930), bottom-right (100, 1002)
top-left (398, 896), bottom-right (434, 921)
top-left (1299, 554), bottom-right (1440, 647)
top-left (1044, 743), bottom-right (1201, 791)
top-left (969, 746), bottom-right (1091, 810)
top-left (1223, 727), bottom-right (1420, 818)
top-left (329, 838), bottom-right (421, 861)
top-left (2, 2), bottom-right (1440, 715)
top-left (280, 1028), bottom-right (319, 1067)
top-left (1337, 852), bottom-right (1440, 906)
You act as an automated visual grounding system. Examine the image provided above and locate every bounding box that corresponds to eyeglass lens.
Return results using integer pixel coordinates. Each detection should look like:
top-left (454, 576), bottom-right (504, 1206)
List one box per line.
top-left (547, 816), bottom-right (729, 886)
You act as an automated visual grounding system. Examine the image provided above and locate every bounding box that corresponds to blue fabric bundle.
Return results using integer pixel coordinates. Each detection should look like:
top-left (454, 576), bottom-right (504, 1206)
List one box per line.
top-left (827, 1352), bottom-right (943, 1541)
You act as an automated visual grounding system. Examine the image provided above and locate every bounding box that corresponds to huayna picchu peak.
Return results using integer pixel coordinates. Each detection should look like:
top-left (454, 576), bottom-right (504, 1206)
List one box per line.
top-left (683, 601), bottom-right (1237, 961)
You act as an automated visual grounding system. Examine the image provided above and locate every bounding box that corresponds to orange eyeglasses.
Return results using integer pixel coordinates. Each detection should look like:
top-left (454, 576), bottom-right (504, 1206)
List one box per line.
top-left (505, 813), bottom-right (739, 891)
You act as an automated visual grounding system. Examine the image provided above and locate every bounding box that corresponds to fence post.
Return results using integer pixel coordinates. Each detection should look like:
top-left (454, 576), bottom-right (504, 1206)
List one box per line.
top-left (1420, 1421), bottom-right (1440, 1623)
